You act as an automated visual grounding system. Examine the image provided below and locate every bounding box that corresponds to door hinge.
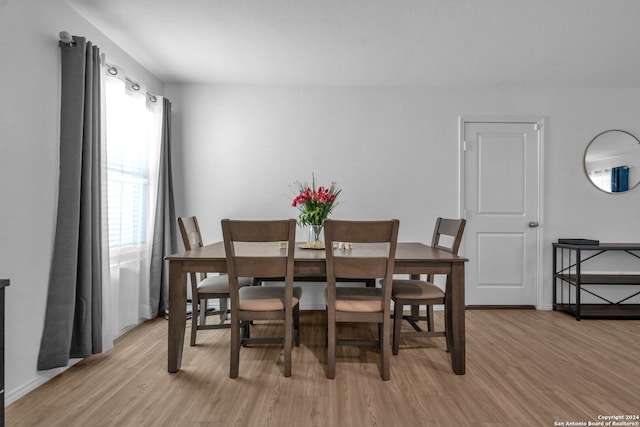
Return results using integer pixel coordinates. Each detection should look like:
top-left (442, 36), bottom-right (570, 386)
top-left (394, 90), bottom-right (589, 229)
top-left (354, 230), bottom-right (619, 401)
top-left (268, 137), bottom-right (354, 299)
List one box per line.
top-left (463, 140), bottom-right (468, 151)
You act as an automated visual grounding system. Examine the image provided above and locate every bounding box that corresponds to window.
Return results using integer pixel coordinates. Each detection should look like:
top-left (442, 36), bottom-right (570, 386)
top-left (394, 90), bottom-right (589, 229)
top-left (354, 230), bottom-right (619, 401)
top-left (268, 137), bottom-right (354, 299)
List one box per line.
top-left (104, 76), bottom-right (157, 249)
top-left (588, 169), bottom-right (611, 192)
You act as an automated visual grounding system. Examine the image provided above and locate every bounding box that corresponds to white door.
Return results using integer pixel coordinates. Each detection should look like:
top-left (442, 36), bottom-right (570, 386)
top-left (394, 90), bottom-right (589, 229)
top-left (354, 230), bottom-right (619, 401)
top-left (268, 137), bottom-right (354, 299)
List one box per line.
top-left (461, 119), bottom-right (543, 307)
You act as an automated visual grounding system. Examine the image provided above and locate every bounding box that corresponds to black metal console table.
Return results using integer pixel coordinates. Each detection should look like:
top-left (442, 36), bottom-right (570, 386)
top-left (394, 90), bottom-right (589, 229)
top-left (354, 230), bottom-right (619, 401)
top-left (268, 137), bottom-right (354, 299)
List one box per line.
top-left (553, 243), bottom-right (640, 320)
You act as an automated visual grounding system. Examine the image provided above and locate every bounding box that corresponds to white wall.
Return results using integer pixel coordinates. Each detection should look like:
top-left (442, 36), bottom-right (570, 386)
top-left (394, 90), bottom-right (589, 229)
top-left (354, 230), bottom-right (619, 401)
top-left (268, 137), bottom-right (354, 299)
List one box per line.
top-left (165, 84), bottom-right (640, 308)
top-left (0, 0), bottom-right (163, 404)
top-left (2, 0), bottom-right (639, 408)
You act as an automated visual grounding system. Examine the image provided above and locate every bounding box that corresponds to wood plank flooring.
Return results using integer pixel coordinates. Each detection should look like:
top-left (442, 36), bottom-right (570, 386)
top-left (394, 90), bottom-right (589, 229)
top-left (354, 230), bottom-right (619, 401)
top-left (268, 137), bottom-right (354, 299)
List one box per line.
top-left (7, 310), bottom-right (640, 426)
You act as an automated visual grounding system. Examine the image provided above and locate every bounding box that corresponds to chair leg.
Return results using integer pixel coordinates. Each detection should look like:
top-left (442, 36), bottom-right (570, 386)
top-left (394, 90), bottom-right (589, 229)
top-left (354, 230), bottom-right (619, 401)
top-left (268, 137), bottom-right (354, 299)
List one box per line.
top-left (199, 298), bottom-right (207, 325)
top-left (392, 301), bottom-right (403, 355)
top-left (240, 320), bottom-right (250, 347)
top-left (294, 304), bottom-right (300, 347)
top-left (230, 319), bottom-right (240, 378)
top-left (427, 304), bottom-right (434, 331)
top-left (327, 309), bottom-right (336, 379)
top-left (324, 308), bottom-right (328, 348)
top-left (444, 305), bottom-right (452, 352)
top-left (284, 311), bottom-right (293, 377)
top-left (219, 297), bottom-right (229, 323)
top-left (410, 304), bottom-right (420, 320)
top-left (190, 300), bottom-right (198, 346)
top-left (380, 319), bottom-right (391, 381)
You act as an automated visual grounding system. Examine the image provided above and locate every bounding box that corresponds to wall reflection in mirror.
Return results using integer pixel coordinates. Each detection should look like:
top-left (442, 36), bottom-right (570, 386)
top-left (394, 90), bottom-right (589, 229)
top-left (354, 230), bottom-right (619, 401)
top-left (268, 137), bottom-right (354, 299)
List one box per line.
top-left (584, 129), bottom-right (640, 193)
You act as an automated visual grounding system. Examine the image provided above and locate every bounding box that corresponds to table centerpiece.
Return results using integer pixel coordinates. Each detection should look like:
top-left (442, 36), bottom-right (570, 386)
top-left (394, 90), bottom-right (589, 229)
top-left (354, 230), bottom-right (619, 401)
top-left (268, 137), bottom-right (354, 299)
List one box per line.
top-left (291, 174), bottom-right (341, 249)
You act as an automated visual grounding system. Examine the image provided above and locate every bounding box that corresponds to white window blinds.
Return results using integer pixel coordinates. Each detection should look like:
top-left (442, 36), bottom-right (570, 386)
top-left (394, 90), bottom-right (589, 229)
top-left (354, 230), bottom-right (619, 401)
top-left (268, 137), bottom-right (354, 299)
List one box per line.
top-left (104, 76), bottom-right (153, 248)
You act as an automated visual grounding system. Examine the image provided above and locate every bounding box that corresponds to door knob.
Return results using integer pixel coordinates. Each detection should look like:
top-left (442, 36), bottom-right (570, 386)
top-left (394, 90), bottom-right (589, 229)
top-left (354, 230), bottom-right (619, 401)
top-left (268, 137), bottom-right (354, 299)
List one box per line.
top-left (528, 221), bottom-right (539, 228)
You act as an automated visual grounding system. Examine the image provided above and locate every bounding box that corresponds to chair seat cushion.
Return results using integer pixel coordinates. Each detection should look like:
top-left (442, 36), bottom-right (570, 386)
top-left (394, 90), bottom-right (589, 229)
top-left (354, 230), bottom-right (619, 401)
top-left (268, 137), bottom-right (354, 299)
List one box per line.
top-left (332, 287), bottom-right (383, 313)
top-left (198, 275), bottom-right (252, 293)
top-left (391, 280), bottom-right (444, 300)
top-left (239, 285), bottom-right (302, 311)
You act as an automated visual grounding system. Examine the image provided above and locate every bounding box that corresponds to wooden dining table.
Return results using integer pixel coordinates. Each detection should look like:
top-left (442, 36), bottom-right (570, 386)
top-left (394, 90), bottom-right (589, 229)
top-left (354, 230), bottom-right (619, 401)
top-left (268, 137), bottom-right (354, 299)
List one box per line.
top-left (165, 241), bottom-right (468, 375)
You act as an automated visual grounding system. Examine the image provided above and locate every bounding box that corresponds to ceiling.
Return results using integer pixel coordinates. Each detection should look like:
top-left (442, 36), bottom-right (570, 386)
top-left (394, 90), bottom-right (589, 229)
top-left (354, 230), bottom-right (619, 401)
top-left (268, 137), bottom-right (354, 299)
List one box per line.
top-left (65, 0), bottom-right (640, 87)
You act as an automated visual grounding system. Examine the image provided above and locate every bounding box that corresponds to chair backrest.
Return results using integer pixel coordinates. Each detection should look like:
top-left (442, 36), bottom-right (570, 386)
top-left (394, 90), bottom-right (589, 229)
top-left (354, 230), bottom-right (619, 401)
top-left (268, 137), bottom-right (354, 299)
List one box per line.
top-left (324, 219), bottom-right (400, 310)
top-left (177, 216), bottom-right (204, 251)
top-left (177, 216), bottom-right (207, 287)
top-left (431, 217), bottom-right (466, 254)
top-left (221, 219), bottom-right (297, 307)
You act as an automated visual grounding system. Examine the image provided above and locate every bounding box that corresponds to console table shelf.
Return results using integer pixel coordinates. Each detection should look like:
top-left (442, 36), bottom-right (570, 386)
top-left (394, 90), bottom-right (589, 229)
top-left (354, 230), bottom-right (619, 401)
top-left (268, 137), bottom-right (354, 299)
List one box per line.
top-left (555, 303), bottom-right (640, 319)
top-left (555, 273), bottom-right (640, 285)
top-left (553, 243), bottom-right (640, 320)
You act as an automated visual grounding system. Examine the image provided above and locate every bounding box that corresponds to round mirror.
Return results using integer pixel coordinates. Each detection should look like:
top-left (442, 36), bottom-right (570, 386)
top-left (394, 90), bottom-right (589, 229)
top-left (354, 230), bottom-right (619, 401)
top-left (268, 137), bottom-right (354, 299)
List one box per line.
top-left (584, 129), bottom-right (640, 193)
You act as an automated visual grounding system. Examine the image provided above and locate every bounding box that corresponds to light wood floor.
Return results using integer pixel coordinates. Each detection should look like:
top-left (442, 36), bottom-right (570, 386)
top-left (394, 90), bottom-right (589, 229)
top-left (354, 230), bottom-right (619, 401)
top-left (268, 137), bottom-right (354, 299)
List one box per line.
top-left (7, 309), bottom-right (640, 426)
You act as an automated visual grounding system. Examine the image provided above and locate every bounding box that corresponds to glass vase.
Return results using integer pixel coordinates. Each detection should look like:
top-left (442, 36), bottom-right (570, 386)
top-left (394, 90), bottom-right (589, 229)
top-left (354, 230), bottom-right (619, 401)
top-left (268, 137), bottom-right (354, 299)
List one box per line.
top-left (307, 224), bottom-right (324, 249)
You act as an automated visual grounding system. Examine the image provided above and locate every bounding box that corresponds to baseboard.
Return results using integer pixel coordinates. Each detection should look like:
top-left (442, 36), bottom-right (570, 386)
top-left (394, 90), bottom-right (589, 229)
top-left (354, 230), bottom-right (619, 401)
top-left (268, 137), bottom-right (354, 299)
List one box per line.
top-left (300, 303), bottom-right (326, 310)
top-left (465, 305), bottom-right (536, 310)
top-left (299, 303), bottom-right (447, 311)
top-left (5, 359), bottom-right (82, 406)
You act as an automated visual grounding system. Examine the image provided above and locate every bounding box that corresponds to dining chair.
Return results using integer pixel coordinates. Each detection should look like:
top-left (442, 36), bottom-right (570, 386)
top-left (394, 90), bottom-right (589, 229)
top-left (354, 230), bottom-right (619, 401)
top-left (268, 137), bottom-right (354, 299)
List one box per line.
top-left (324, 219), bottom-right (399, 381)
top-left (390, 217), bottom-right (466, 355)
top-left (177, 216), bottom-right (252, 346)
top-left (221, 218), bottom-right (302, 378)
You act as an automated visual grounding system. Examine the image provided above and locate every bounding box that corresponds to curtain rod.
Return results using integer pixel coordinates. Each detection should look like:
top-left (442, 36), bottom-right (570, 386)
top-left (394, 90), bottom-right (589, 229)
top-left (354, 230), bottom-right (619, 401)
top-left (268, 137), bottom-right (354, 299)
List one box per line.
top-left (59, 31), bottom-right (74, 45)
top-left (59, 31), bottom-right (158, 103)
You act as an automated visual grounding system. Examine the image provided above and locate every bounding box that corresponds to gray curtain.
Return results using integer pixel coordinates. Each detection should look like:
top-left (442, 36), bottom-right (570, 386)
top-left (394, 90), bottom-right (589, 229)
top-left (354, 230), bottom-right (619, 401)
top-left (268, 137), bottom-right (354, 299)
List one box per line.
top-left (38, 36), bottom-right (103, 370)
top-left (611, 166), bottom-right (629, 192)
top-left (149, 98), bottom-right (177, 317)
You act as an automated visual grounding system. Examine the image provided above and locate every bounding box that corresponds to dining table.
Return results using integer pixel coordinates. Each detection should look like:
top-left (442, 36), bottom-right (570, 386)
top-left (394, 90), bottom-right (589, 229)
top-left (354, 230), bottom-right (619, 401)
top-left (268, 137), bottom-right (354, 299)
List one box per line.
top-left (165, 241), bottom-right (468, 375)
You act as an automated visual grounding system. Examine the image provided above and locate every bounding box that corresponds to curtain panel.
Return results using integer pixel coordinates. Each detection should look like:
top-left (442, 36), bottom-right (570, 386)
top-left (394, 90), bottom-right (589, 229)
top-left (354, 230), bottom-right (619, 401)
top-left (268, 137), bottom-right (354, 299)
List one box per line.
top-left (149, 98), bottom-right (178, 316)
top-left (38, 37), bottom-right (103, 370)
top-left (611, 166), bottom-right (629, 192)
top-left (149, 98), bottom-right (177, 317)
top-left (103, 63), bottom-right (176, 329)
top-left (39, 37), bottom-right (176, 370)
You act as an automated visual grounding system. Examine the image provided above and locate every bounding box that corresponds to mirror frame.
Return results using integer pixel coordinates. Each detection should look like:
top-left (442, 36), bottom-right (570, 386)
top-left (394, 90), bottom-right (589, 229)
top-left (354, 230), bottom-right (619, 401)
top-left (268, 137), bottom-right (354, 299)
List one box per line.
top-left (583, 129), bottom-right (640, 194)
